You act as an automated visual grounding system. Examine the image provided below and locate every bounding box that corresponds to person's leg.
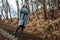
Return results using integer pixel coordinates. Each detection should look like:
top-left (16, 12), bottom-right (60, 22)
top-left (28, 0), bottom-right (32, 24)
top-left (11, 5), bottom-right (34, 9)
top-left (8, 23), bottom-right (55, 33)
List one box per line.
top-left (13, 26), bottom-right (21, 35)
top-left (20, 26), bottom-right (25, 37)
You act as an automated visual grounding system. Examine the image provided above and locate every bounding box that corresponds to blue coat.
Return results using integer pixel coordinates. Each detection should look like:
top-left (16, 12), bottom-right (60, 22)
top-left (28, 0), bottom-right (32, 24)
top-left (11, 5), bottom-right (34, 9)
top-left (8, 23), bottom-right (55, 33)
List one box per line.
top-left (18, 7), bottom-right (29, 27)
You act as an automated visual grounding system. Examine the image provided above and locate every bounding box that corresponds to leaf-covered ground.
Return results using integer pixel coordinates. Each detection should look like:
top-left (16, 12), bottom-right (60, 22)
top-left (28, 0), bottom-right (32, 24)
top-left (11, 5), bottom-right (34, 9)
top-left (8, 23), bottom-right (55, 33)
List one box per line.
top-left (0, 9), bottom-right (60, 40)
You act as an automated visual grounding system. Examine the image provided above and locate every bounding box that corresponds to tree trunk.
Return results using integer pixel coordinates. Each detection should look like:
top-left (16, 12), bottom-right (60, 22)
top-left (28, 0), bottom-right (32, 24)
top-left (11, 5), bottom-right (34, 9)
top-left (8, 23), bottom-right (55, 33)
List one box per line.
top-left (42, 0), bottom-right (47, 20)
top-left (31, 0), bottom-right (34, 13)
top-left (58, 0), bottom-right (60, 8)
top-left (16, 0), bottom-right (20, 19)
top-left (36, 0), bottom-right (39, 12)
top-left (21, 0), bottom-right (23, 5)
top-left (2, 0), bottom-right (9, 20)
top-left (50, 0), bottom-right (55, 20)
top-left (1, 8), bottom-right (5, 19)
top-left (9, 6), bottom-right (12, 21)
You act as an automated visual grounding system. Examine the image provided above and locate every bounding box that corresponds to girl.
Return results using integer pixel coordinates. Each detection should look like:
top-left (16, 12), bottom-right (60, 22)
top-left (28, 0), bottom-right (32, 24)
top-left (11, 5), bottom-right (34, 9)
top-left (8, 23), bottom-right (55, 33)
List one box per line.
top-left (13, 3), bottom-right (29, 37)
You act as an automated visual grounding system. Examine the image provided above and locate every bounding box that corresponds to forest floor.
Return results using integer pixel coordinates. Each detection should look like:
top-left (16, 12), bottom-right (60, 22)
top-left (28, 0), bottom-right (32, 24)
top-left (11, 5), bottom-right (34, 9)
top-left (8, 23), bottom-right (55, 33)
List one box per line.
top-left (0, 18), bottom-right (42, 40)
top-left (0, 9), bottom-right (60, 40)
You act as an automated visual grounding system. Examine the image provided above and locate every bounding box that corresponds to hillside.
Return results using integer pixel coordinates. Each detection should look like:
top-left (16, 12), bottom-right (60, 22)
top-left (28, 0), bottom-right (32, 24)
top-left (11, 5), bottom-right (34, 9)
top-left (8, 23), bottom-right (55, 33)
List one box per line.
top-left (0, 9), bottom-right (60, 40)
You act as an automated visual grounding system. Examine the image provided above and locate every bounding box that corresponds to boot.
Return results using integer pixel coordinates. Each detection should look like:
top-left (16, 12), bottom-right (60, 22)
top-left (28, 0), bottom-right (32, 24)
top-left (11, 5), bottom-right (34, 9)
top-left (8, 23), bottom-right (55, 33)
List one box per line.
top-left (20, 27), bottom-right (24, 37)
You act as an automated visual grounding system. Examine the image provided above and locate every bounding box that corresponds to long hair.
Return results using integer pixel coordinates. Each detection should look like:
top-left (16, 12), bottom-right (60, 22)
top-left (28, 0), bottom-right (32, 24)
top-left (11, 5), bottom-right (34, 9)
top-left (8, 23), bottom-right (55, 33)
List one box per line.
top-left (22, 3), bottom-right (28, 9)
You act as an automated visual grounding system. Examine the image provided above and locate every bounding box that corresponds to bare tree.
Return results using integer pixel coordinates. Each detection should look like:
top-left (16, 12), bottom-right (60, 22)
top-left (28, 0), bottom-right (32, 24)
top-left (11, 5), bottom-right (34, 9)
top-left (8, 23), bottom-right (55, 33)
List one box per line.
top-left (16, 0), bottom-right (20, 19)
top-left (51, 0), bottom-right (55, 19)
top-left (42, 0), bottom-right (47, 20)
top-left (9, 6), bottom-right (12, 21)
top-left (2, 0), bottom-right (10, 19)
top-left (21, 0), bottom-right (23, 5)
top-left (31, 0), bottom-right (34, 13)
top-left (58, 0), bottom-right (60, 8)
top-left (1, 7), bottom-right (5, 19)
